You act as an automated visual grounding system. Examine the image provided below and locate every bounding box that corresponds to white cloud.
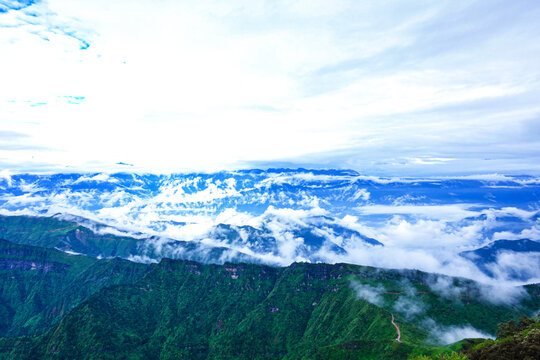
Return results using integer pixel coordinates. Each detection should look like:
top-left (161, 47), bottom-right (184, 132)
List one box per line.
top-left (126, 254), bottom-right (159, 264)
top-left (478, 282), bottom-right (529, 306)
top-left (424, 272), bottom-right (530, 306)
top-left (442, 174), bottom-right (540, 184)
top-left (154, 181), bottom-right (240, 204)
top-left (72, 173), bottom-right (118, 184)
top-left (426, 276), bottom-right (466, 299)
top-left (493, 223), bottom-right (540, 241)
top-left (350, 281), bottom-right (386, 307)
top-left (352, 188), bottom-right (370, 201)
top-left (485, 252), bottom-right (540, 284)
top-left (357, 204), bottom-right (480, 221)
top-left (424, 319), bottom-right (494, 345)
top-left (361, 217), bottom-right (484, 249)
top-left (393, 297), bottom-right (425, 320)
top-left (0, 170), bottom-right (13, 187)
top-left (485, 207), bottom-right (538, 221)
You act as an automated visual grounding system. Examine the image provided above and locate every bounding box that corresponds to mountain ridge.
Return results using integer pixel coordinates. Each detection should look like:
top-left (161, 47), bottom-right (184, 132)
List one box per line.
top-left (1, 239), bottom-right (539, 358)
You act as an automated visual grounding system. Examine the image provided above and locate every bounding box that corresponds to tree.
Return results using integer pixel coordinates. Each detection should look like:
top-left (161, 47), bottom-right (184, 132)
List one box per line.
top-left (496, 319), bottom-right (518, 339)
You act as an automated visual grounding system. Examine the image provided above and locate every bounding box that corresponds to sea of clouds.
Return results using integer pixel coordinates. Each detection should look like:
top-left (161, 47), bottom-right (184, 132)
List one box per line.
top-left (0, 170), bottom-right (539, 286)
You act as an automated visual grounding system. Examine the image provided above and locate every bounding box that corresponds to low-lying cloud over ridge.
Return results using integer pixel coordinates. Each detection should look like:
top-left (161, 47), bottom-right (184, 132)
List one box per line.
top-left (350, 274), bottom-right (511, 345)
top-left (0, 170), bottom-right (539, 285)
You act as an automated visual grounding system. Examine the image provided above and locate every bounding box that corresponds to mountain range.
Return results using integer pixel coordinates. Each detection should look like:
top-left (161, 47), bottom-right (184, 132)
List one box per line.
top-left (1, 170), bottom-right (540, 358)
top-left (0, 235), bottom-right (538, 359)
top-left (1, 214), bottom-right (539, 284)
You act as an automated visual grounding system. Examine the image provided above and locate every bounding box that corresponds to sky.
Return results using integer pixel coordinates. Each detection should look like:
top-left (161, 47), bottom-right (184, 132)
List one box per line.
top-left (1, 0), bottom-right (540, 174)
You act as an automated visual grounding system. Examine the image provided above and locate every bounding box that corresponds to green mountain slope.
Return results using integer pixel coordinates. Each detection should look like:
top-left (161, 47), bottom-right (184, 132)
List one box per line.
top-left (346, 267), bottom-right (540, 336)
top-left (0, 239), bottom-right (150, 337)
top-left (0, 215), bottom-right (141, 259)
top-left (0, 215), bottom-right (256, 264)
top-left (0, 213), bottom-right (538, 359)
top-left (1, 259), bottom-right (538, 360)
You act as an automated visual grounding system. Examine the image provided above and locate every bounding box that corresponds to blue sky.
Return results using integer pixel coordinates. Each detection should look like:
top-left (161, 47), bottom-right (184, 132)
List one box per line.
top-left (1, 0), bottom-right (540, 174)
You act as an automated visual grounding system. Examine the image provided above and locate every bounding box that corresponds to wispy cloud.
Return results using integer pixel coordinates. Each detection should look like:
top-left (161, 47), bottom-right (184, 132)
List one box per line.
top-left (423, 318), bottom-right (494, 345)
top-left (350, 281), bottom-right (386, 307)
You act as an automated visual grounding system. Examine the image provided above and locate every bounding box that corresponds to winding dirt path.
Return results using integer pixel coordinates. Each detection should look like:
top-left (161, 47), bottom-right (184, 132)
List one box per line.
top-left (391, 314), bottom-right (402, 343)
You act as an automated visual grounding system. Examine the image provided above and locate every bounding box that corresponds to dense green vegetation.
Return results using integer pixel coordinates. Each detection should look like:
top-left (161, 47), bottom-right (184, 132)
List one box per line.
top-left (0, 214), bottom-right (539, 359)
top-left (347, 267), bottom-right (540, 336)
top-left (0, 260), bottom-right (414, 359)
top-left (0, 254), bottom-right (537, 359)
top-left (0, 239), bottom-right (149, 337)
